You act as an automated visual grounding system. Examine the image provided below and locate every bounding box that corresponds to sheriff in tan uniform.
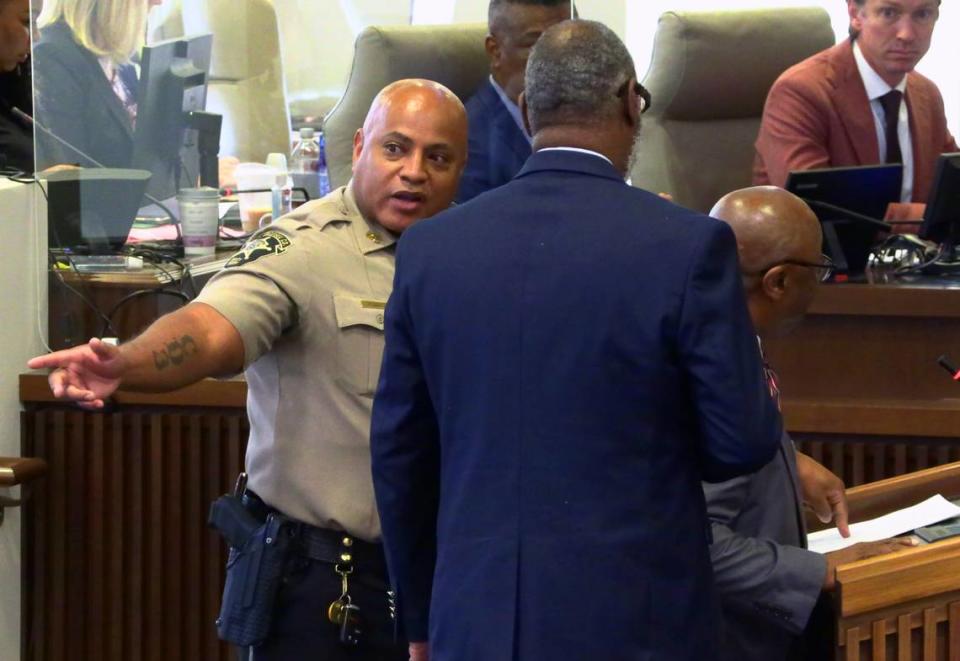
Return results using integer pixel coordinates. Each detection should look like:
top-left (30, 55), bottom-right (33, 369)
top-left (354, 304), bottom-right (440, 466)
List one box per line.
top-left (29, 78), bottom-right (469, 661)
top-left (198, 186), bottom-right (409, 659)
top-left (198, 186), bottom-right (392, 542)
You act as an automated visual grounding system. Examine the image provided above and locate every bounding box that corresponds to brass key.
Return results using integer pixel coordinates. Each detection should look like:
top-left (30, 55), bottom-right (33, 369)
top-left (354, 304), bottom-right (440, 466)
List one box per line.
top-left (327, 596), bottom-right (349, 624)
top-left (327, 563), bottom-right (354, 624)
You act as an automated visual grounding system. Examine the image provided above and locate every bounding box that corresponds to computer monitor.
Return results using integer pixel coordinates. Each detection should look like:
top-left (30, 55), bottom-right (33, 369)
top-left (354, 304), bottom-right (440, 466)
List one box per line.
top-left (786, 164), bottom-right (898, 274)
top-left (918, 153), bottom-right (960, 253)
top-left (132, 34), bottom-right (216, 201)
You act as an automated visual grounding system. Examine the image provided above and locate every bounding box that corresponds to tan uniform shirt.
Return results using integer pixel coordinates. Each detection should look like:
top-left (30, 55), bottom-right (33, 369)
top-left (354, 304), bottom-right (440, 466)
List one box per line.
top-left (196, 186), bottom-right (394, 541)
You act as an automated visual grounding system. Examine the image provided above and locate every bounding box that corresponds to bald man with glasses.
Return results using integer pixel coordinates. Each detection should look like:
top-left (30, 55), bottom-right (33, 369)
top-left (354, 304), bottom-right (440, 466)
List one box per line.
top-left (703, 186), bottom-right (915, 661)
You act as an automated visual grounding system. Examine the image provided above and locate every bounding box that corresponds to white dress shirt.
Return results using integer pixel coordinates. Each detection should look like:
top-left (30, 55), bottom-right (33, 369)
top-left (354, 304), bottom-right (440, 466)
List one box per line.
top-left (853, 41), bottom-right (913, 203)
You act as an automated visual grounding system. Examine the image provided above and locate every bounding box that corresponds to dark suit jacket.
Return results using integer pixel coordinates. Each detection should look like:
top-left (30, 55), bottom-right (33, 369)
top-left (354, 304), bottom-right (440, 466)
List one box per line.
top-left (33, 21), bottom-right (136, 170)
top-left (0, 68), bottom-right (34, 173)
top-left (754, 40), bottom-right (957, 202)
top-left (456, 79), bottom-right (531, 203)
top-left (371, 149), bottom-right (783, 660)
top-left (704, 432), bottom-right (827, 661)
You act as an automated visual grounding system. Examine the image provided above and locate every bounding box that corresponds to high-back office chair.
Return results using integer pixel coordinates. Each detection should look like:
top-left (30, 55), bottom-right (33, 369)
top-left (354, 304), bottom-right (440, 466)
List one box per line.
top-left (630, 8), bottom-right (835, 213)
top-left (324, 24), bottom-right (488, 190)
top-left (149, 0), bottom-right (292, 163)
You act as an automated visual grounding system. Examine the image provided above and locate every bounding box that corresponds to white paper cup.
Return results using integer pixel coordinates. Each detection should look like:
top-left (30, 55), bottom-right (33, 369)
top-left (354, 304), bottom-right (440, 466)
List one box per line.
top-left (178, 187), bottom-right (220, 256)
top-left (235, 163), bottom-right (279, 233)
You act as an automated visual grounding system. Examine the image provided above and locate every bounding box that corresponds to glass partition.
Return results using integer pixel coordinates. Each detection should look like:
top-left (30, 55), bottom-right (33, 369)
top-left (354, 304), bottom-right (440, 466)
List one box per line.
top-left (14, 0), bottom-right (960, 348)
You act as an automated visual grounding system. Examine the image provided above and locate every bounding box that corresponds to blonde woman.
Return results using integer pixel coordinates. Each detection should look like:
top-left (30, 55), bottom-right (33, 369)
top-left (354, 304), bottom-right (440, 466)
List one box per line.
top-left (33, 0), bottom-right (163, 169)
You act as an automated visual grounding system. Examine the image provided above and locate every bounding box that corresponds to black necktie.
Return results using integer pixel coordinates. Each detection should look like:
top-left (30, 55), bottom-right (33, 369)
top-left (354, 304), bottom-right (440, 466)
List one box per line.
top-left (879, 90), bottom-right (903, 164)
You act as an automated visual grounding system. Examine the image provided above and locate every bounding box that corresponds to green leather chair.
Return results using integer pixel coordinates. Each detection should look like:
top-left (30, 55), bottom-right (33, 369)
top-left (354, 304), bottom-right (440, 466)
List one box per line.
top-left (630, 8), bottom-right (835, 213)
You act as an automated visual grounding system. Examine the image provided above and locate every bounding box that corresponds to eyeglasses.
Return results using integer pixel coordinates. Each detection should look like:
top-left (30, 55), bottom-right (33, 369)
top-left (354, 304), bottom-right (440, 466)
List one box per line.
top-left (746, 254), bottom-right (835, 283)
top-left (616, 79), bottom-right (652, 114)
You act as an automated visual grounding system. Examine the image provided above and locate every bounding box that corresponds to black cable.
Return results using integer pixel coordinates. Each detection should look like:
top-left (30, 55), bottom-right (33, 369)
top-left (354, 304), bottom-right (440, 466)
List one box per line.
top-left (142, 195), bottom-right (182, 240)
top-left (181, 264), bottom-right (198, 298)
top-left (98, 288), bottom-right (190, 339)
top-left (49, 253), bottom-right (120, 339)
top-left (159, 255), bottom-right (198, 298)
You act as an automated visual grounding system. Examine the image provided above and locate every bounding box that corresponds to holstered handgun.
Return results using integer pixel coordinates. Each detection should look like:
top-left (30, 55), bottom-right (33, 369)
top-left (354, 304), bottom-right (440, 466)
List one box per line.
top-left (208, 491), bottom-right (260, 549)
top-left (208, 475), bottom-right (295, 647)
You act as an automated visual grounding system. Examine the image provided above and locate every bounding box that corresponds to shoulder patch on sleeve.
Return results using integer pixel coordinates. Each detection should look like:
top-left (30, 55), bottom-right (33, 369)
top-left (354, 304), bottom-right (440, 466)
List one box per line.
top-left (226, 230), bottom-right (293, 268)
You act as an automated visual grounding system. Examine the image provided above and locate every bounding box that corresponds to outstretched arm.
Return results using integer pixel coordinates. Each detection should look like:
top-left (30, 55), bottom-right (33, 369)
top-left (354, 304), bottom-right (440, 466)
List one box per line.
top-left (27, 302), bottom-right (244, 409)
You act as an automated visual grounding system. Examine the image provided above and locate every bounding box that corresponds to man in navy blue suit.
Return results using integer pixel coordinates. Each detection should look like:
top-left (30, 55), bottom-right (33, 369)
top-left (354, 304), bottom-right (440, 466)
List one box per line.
top-left (371, 20), bottom-right (782, 661)
top-left (456, 0), bottom-right (570, 203)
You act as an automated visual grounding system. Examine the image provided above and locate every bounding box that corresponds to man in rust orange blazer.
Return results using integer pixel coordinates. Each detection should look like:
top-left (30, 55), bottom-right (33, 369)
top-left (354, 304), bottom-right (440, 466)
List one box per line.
top-left (754, 0), bottom-right (956, 205)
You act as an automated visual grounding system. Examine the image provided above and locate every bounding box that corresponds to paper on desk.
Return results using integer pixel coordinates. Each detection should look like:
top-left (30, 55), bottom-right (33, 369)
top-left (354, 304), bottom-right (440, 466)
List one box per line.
top-left (807, 494), bottom-right (960, 554)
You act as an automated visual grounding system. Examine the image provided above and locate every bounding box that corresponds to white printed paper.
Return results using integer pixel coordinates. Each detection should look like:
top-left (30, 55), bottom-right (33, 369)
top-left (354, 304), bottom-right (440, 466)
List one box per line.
top-left (807, 494), bottom-right (960, 554)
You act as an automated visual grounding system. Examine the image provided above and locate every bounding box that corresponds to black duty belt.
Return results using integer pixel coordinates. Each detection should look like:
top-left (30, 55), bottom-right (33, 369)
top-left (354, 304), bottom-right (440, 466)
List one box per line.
top-left (240, 489), bottom-right (389, 577)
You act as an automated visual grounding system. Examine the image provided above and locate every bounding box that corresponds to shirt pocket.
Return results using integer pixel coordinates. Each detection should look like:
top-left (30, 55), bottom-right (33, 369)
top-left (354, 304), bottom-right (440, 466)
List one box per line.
top-left (332, 294), bottom-right (386, 397)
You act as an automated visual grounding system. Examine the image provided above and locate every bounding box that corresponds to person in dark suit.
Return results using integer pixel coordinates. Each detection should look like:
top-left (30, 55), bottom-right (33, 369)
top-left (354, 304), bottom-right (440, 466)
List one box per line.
top-left (371, 20), bottom-right (782, 661)
top-left (456, 0), bottom-right (569, 203)
top-left (33, 0), bottom-right (162, 169)
top-left (704, 186), bottom-right (917, 661)
top-left (0, 65), bottom-right (33, 174)
top-left (0, 0), bottom-right (33, 173)
top-left (754, 0), bottom-right (956, 206)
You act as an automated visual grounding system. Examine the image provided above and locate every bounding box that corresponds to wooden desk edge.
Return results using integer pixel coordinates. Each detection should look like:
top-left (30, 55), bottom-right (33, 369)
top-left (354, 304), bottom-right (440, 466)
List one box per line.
top-left (784, 398), bottom-right (960, 437)
top-left (19, 373), bottom-right (247, 408)
top-left (811, 283), bottom-right (960, 318)
top-left (837, 537), bottom-right (960, 617)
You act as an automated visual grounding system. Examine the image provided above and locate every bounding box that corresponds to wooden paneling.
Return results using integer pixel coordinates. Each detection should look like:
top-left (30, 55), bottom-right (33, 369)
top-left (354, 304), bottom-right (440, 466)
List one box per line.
top-left (765, 282), bottom-right (960, 403)
top-left (798, 435), bottom-right (960, 489)
top-left (21, 403), bottom-right (248, 661)
top-left (761, 282), bottom-right (960, 492)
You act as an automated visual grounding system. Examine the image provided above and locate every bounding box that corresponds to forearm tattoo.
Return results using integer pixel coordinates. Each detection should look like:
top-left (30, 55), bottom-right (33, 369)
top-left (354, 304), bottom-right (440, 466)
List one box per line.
top-left (153, 335), bottom-right (199, 371)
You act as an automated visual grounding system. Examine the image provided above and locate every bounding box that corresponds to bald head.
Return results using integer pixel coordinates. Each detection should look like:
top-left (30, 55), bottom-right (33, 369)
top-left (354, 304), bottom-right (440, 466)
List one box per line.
top-left (711, 186), bottom-right (823, 337)
top-left (352, 79), bottom-right (468, 235)
top-left (362, 79), bottom-right (466, 134)
top-left (710, 186), bottom-right (821, 275)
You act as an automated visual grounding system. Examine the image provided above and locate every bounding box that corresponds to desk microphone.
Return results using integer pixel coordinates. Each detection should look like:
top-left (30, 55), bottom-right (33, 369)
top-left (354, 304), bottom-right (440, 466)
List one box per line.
top-left (13, 106), bottom-right (178, 218)
top-left (799, 197), bottom-right (892, 231)
top-left (13, 106), bottom-right (107, 169)
top-left (937, 355), bottom-right (960, 381)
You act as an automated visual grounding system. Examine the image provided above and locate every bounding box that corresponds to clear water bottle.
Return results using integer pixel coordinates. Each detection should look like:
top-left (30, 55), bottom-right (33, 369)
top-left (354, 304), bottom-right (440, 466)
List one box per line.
top-left (290, 127), bottom-right (331, 201)
top-left (317, 131), bottom-right (331, 197)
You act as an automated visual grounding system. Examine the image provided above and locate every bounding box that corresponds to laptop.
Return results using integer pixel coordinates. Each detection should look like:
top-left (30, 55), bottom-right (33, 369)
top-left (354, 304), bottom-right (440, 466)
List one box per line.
top-left (44, 168), bottom-right (152, 254)
top-left (786, 164), bottom-right (900, 274)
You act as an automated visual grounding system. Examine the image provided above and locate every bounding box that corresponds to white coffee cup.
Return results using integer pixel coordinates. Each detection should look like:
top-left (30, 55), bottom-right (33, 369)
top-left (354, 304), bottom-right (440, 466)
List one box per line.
top-left (235, 163), bottom-right (279, 233)
top-left (177, 187), bottom-right (220, 256)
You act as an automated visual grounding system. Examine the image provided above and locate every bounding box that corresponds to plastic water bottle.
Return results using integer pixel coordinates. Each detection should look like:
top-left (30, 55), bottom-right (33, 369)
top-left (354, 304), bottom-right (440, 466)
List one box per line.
top-left (317, 131), bottom-right (331, 197)
top-left (290, 127), bottom-right (331, 201)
